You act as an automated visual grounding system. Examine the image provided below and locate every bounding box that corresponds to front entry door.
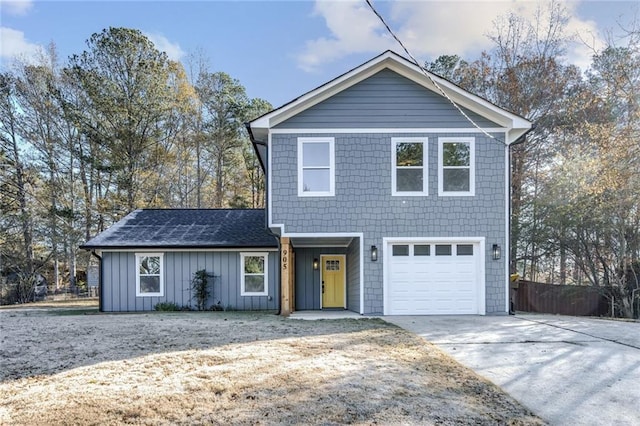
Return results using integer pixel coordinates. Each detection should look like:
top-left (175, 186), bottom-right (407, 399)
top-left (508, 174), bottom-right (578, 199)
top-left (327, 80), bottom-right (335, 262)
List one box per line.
top-left (321, 255), bottom-right (345, 308)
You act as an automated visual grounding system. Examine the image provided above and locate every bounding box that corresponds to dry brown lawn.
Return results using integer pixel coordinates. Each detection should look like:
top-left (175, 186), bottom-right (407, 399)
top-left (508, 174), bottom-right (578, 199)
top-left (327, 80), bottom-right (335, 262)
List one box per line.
top-left (0, 303), bottom-right (543, 425)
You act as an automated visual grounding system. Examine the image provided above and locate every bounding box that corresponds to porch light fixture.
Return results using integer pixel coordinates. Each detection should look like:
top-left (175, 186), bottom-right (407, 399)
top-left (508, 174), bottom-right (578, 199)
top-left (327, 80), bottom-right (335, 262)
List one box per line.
top-left (313, 258), bottom-right (319, 270)
top-left (371, 245), bottom-right (378, 262)
top-left (492, 244), bottom-right (501, 260)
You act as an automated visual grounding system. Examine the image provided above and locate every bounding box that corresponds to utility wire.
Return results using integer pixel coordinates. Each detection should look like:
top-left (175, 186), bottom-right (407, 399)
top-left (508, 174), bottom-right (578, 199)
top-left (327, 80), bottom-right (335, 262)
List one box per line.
top-left (364, 0), bottom-right (496, 140)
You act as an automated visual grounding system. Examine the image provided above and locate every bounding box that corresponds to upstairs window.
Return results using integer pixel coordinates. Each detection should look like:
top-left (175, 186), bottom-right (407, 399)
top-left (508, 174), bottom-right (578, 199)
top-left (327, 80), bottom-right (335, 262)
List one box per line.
top-left (392, 137), bottom-right (428, 196)
top-left (439, 137), bottom-right (475, 196)
top-left (298, 137), bottom-right (335, 196)
top-left (135, 253), bottom-right (164, 297)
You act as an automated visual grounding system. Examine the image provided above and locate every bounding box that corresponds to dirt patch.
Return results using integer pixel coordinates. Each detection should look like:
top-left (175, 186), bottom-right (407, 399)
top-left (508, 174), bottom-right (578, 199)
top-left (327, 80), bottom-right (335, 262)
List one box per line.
top-left (0, 307), bottom-right (543, 425)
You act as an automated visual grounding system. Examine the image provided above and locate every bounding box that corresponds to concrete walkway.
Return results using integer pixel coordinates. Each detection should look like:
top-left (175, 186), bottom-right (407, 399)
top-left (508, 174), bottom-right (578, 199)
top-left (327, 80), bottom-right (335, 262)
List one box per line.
top-left (385, 314), bottom-right (640, 426)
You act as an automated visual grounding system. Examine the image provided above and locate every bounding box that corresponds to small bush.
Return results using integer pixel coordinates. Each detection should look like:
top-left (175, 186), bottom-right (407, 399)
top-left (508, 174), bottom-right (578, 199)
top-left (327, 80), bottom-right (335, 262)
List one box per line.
top-left (154, 302), bottom-right (181, 311)
top-left (191, 269), bottom-right (210, 311)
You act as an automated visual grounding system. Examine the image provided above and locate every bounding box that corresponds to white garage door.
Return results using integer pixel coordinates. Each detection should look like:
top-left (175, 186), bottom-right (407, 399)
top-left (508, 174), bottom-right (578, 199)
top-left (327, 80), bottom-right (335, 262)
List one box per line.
top-left (386, 241), bottom-right (482, 315)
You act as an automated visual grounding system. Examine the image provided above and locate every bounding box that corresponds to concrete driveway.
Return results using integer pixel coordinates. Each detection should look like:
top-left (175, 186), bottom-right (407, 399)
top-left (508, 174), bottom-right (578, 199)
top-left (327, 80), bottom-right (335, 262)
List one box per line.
top-left (384, 314), bottom-right (640, 426)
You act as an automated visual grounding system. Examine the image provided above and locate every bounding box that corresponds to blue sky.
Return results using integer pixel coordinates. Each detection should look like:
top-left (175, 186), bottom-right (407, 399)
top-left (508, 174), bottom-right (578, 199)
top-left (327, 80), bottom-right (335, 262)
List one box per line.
top-left (1, 0), bottom-right (638, 108)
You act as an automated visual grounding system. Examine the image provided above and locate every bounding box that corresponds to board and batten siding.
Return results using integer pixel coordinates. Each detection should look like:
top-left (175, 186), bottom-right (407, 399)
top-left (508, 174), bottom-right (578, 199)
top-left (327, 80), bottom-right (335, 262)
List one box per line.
top-left (294, 247), bottom-right (347, 310)
top-left (274, 69), bottom-right (499, 129)
top-left (102, 250), bottom-right (278, 312)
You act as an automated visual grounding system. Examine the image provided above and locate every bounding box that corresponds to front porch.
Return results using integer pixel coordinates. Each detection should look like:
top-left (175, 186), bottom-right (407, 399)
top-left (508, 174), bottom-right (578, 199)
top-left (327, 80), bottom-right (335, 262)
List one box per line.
top-left (279, 234), bottom-right (362, 316)
top-left (288, 310), bottom-right (367, 320)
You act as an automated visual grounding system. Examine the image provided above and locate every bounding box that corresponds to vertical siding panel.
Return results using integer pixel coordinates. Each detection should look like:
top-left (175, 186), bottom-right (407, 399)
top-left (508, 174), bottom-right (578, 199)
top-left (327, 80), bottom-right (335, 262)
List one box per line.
top-left (119, 253), bottom-right (128, 311)
top-left (102, 253), bottom-right (112, 311)
top-left (212, 251), bottom-right (222, 307)
top-left (182, 253), bottom-right (191, 308)
top-left (173, 252), bottom-right (179, 307)
top-left (221, 252), bottom-right (232, 310)
top-left (270, 252), bottom-right (278, 310)
top-left (165, 252), bottom-right (174, 308)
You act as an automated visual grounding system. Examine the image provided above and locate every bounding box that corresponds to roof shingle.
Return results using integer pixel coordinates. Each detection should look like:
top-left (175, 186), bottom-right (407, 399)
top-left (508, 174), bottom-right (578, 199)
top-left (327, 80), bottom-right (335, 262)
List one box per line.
top-left (80, 209), bottom-right (277, 249)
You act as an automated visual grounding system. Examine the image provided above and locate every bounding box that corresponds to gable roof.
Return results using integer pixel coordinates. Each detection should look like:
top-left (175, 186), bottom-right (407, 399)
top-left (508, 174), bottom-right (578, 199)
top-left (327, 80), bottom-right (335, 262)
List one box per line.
top-left (247, 50), bottom-right (532, 149)
top-left (80, 209), bottom-right (277, 250)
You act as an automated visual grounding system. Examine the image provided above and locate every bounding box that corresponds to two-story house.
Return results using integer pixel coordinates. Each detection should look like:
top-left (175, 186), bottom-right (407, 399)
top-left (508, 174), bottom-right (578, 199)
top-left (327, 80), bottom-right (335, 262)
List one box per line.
top-left (82, 50), bottom-right (531, 315)
top-left (247, 50), bottom-right (531, 316)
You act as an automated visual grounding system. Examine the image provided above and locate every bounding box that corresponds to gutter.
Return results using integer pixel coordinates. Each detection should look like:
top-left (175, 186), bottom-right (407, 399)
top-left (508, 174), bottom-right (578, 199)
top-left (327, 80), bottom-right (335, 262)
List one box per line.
top-left (245, 125), bottom-right (281, 315)
top-left (90, 250), bottom-right (103, 312)
top-left (245, 123), bottom-right (267, 172)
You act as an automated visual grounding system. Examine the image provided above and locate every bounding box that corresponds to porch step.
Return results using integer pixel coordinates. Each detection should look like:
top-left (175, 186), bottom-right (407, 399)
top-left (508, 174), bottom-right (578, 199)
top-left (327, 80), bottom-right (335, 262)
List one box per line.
top-left (288, 310), bottom-right (367, 320)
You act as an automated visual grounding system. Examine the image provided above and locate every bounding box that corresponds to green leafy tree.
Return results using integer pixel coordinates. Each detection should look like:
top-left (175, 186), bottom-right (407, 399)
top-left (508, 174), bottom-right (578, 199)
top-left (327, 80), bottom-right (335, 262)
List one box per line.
top-left (68, 27), bottom-right (178, 213)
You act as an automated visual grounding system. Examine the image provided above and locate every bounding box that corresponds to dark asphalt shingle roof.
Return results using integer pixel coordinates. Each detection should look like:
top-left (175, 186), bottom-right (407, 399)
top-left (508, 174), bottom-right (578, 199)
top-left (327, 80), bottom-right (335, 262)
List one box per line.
top-left (80, 209), bottom-right (277, 249)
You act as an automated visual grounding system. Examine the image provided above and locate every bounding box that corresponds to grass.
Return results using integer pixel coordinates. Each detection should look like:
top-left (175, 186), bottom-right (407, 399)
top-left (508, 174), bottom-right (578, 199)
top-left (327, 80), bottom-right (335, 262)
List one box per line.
top-left (0, 305), bottom-right (544, 425)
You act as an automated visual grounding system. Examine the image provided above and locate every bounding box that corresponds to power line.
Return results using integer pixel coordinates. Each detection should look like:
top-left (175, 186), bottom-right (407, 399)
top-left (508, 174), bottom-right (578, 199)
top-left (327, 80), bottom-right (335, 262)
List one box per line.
top-left (364, 0), bottom-right (496, 140)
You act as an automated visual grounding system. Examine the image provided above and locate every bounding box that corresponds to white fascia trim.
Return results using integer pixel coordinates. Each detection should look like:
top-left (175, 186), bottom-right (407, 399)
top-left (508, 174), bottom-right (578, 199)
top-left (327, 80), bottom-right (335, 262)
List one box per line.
top-left (100, 248), bottom-right (279, 253)
top-left (438, 137), bottom-right (475, 197)
top-left (504, 133), bottom-right (511, 313)
top-left (251, 52), bottom-right (531, 135)
top-left (270, 128), bottom-right (506, 135)
top-left (382, 237), bottom-right (486, 315)
top-left (252, 56), bottom-right (392, 129)
top-left (391, 137), bottom-right (428, 196)
top-left (293, 244), bottom-right (351, 248)
top-left (282, 231), bottom-right (362, 238)
top-left (384, 236), bottom-right (487, 243)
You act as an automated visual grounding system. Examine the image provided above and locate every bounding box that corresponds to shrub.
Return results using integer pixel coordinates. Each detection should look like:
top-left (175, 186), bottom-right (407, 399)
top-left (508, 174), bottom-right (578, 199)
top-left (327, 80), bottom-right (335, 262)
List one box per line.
top-left (191, 269), bottom-right (211, 311)
top-left (154, 302), bottom-right (181, 311)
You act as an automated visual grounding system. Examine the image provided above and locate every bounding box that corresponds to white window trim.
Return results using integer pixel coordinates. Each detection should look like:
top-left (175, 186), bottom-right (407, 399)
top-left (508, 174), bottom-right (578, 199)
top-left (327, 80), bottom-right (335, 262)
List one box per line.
top-left (391, 137), bottom-right (428, 196)
top-left (240, 252), bottom-right (269, 296)
top-left (297, 137), bottom-right (335, 197)
top-left (438, 137), bottom-right (475, 196)
top-left (135, 253), bottom-right (164, 297)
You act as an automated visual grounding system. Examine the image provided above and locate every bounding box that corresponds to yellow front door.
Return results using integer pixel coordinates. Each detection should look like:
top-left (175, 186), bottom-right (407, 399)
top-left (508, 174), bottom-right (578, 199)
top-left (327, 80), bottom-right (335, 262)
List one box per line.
top-left (322, 255), bottom-right (345, 308)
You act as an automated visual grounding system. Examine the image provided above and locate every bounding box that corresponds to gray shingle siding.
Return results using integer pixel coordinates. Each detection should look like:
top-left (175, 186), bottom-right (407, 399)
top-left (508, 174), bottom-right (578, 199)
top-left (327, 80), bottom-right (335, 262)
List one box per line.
top-left (271, 132), bottom-right (507, 314)
top-left (274, 69), bottom-right (499, 129)
top-left (102, 251), bottom-right (279, 312)
top-left (346, 238), bottom-right (360, 313)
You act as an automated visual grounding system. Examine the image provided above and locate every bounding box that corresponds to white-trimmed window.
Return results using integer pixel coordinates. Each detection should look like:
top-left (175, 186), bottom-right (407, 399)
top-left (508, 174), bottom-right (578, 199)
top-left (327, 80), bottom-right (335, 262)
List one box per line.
top-left (298, 137), bottom-right (335, 196)
top-left (392, 137), bottom-right (428, 195)
top-left (135, 253), bottom-right (164, 297)
top-left (240, 252), bottom-right (268, 296)
top-left (438, 137), bottom-right (475, 196)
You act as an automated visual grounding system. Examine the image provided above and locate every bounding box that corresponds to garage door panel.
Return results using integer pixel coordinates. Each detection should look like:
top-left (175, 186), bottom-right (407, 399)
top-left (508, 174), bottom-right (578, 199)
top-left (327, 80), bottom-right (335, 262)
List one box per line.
top-left (387, 241), bottom-right (481, 315)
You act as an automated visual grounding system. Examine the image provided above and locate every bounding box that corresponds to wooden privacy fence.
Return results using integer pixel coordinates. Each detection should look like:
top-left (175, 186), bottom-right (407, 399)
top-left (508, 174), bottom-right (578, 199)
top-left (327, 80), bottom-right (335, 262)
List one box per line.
top-left (514, 280), bottom-right (609, 317)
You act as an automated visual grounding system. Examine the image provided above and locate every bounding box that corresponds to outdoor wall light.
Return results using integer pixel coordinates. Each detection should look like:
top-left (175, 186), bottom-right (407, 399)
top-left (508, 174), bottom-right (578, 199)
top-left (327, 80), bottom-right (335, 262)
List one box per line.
top-left (492, 244), bottom-right (502, 260)
top-left (371, 245), bottom-right (378, 262)
top-left (313, 258), bottom-right (319, 270)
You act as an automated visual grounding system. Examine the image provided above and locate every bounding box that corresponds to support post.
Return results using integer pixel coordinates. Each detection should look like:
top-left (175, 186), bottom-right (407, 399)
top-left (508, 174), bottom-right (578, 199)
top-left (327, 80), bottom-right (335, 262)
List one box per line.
top-left (280, 237), bottom-right (292, 316)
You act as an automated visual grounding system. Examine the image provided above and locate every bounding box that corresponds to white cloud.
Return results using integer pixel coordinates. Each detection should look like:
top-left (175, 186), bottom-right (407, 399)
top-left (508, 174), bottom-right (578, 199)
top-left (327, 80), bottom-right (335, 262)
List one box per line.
top-left (297, 0), bottom-right (396, 72)
top-left (0, 27), bottom-right (40, 60)
top-left (144, 32), bottom-right (185, 61)
top-left (0, 0), bottom-right (34, 16)
top-left (297, 0), bottom-right (606, 72)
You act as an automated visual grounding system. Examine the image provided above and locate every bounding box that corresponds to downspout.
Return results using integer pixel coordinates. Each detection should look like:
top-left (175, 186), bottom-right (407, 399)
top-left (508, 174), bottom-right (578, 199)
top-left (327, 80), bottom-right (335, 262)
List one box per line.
top-left (90, 250), bottom-right (103, 312)
top-left (508, 125), bottom-right (535, 314)
top-left (249, 133), bottom-right (282, 315)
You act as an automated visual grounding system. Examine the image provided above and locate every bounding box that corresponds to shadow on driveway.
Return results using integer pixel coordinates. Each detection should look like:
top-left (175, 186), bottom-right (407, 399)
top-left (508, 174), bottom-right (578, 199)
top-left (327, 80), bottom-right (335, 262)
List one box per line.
top-left (384, 314), bottom-right (640, 426)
